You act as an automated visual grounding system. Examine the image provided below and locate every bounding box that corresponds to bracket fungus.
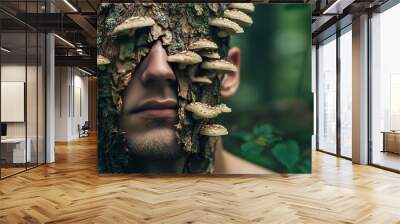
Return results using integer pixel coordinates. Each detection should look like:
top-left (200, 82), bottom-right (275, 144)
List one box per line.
top-left (188, 39), bottom-right (218, 51)
top-left (167, 51), bottom-right (202, 64)
top-left (208, 18), bottom-right (244, 37)
top-left (185, 102), bottom-right (220, 119)
top-left (97, 55), bottom-right (110, 65)
top-left (112, 16), bottom-right (155, 36)
top-left (167, 51), bottom-right (202, 69)
top-left (223, 9), bottom-right (253, 27)
top-left (201, 59), bottom-right (238, 73)
top-left (198, 51), bottom-right (220, 59)
top-left (200, 124), bottom-right (229, 137)
top-left (215, 103), bottom-right (232, 113)
top-left (227, 3), bottom-right (255, 13)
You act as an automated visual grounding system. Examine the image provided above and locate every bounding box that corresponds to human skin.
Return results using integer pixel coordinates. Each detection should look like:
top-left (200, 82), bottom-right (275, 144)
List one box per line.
top-left (120, 39), bottom-right (241, 173)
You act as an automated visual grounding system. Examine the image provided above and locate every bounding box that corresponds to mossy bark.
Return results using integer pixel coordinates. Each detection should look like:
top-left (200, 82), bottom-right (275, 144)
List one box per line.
top-left (97, 3), bottom-right (230, 173)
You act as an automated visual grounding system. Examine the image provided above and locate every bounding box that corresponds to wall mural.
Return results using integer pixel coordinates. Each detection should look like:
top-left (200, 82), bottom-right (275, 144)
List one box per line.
top-left (97, 3), bottom-right (312, 174)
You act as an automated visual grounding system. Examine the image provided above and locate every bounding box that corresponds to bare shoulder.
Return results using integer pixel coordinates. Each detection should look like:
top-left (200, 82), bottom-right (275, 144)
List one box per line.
top-left (214, 148), bottom-right (274, 174)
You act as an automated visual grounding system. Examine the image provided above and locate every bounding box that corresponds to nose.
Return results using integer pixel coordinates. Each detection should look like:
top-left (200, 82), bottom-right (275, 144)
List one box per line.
top-left (141, 40), bottom-right (176, 83)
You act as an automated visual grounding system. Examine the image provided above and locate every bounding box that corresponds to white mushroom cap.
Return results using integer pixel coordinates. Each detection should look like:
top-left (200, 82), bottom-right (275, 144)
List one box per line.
top-left (112, 16), bottom-right (155, 35)
top-left (201, 60), bottom-right (238, 73)
top-left (167, 51), bottom-right (202, 65)
top-left (186, 102), bottom-right (220, 119)
top-left (188, 39), bottom-right (218, 51)
top-left (198, 51), bottom-right (220, 59)
top-left (228, 3), bottom-right (255, 13)
top-left (208, 18), bottom-right (244, 37)
top-left (97, 55), bottom-right (110, 65)
top-left (200, 124), bottom-right (228, 136)
top-left (215, 104), bottom-right (232, 113)
top-left (224, 9), bottom-right (253, 27)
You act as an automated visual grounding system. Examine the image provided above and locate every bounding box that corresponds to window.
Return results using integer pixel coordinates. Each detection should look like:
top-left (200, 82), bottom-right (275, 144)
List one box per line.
top-left (339, 26), bottom-right (352, 158)
top-left (370, 3), bottom-right (400, 171)
top-left (0, 1), bottom-right (47, 179)
top-left (317, 35), bottom-right (337, 154)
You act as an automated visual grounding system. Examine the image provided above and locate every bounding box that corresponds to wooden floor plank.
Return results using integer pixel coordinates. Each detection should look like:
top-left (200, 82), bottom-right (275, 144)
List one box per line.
top-left (0, 135), bottom-right (400, 223)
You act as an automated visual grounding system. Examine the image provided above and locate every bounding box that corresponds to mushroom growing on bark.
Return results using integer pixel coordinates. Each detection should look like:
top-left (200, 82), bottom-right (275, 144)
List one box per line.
top-left (112, 16), bottom-right (155, 36)
top-left (201, 59), bottom-right (238, 73)
top-left (185, 102), bottom-right (220, 119)
top-left (208, 18), bottom-right (244, 37)
top-left (167, 51), bottom-right (202, 69)
top-left (198, 51), bottom-right (220, 59)
top-left (97, 55), bottom-right (110, 65)
top-left (227, 3), bottom-right (255, 13)
top-left (188, 39), bottom-right (218, 51)
top-left (223, 9), bottom-right (253, 27)
top-left (215, 103), bottom-right (232, 113)
top-left (200, 124), bottom-right (229, 136)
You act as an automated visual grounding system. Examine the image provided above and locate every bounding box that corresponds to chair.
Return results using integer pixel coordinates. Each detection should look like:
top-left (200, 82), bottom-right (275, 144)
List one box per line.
top-left (78, 121), bottom-right (90, 138)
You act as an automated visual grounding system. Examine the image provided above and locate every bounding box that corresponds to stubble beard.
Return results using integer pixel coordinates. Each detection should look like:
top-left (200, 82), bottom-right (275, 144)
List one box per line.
top-left (124, 118), bottom-right (186, 160)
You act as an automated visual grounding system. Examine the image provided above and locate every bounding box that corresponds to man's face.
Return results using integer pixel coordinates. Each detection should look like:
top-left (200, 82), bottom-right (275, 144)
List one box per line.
top-left (120, 40), bottom-right (181, 159)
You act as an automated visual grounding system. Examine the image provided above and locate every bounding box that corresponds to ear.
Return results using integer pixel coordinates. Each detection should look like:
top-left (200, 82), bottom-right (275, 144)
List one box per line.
top-left (221, 47), bottom-right (241, 99)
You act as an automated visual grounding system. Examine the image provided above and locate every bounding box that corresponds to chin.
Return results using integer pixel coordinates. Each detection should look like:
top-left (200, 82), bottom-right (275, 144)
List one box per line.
top-left (125, 128), bottom-right (183, 159)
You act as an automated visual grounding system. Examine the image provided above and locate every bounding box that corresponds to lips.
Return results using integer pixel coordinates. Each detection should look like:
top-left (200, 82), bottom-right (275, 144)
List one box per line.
top-left (128, 99), bottom-right (177, 119)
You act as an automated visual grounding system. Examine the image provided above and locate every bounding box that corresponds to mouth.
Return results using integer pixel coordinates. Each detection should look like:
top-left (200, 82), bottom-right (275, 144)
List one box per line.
top-left (128, 99), bottom-right (177, 119)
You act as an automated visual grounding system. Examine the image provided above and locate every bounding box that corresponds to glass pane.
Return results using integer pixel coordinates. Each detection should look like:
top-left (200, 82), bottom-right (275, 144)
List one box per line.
top-left (38, 32), bottom-right (45, 165)
top-left (27, 31), bottom-right (38, 169)
top-left (339, 28), bottom-right (352, 158)
top-left (371, 4), bottom-right (400, 171)
top-left (1, 31), bottom-right (27, 177)
top-left (317, 36), bottom-right (337, 154)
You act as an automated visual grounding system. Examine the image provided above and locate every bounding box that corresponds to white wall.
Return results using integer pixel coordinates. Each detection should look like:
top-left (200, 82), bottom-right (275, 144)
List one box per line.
top-left (54, 67), bottom-right (89, 141)
top-left (1, 65), bottom-right (41, 137)
top-left (55, 66), bottom-right (69, 141)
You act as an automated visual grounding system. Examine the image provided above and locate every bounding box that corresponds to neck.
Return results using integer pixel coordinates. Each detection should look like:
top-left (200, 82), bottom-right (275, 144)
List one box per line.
top-left (128, 154), bottom-right (188, 174)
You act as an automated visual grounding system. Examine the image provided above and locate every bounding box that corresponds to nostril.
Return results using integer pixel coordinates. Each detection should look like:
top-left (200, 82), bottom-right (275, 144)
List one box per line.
top-left (141, 63), bottom-right (176, 82)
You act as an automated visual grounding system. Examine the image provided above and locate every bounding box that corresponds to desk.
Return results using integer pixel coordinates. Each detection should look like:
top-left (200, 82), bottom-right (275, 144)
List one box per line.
top-left (382, 131), bottom-right (400, 154)
top-left (1, 138), bottom-right (31, 163)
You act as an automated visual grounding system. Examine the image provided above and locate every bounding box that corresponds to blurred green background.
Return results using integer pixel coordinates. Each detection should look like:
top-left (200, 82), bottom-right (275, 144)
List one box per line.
top-left (221, 4), bottom-right (312, 173)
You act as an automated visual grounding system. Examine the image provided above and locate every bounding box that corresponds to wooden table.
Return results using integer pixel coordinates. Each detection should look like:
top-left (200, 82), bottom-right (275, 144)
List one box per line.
top-left (382, 131), bottom-right (400, 154)
top-left (0, 138), bottom-right (31, 164)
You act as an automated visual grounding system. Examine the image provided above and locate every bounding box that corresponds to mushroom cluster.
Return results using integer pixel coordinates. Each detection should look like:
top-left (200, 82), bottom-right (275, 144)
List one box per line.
top-left (165, 3), bottom-right (255, 139)
top-left (112, 16), bottom-right (155, 36)
top-left (97, 55), bottom-right (110, 66)
top-left (186, 102), bottom-right (232, 119)
top-left (209, 3), bottom-right (255, 38)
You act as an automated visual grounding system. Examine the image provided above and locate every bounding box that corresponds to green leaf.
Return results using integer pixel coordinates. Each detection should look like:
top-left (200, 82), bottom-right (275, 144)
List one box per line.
top-left (253, 124), bottom-right (274, 136)
top-left (233, 131), bottom-right (253, 141)
top-left (240, 141), bottom-right (265, 155)
top-left (254, 136), bottom-right (268, 146)
top-left (271, 140), bottom-right (300, 169)
top-left (297, 159), bottom-right (311, 173)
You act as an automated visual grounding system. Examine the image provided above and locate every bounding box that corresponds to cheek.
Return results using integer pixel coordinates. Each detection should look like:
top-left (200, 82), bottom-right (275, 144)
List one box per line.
top-left (123, 78), bottom-right (142, 110)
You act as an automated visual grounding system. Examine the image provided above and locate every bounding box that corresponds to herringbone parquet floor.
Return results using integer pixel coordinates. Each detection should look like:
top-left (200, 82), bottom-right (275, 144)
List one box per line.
top-left (1, 135), bottom-right (400, 224)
